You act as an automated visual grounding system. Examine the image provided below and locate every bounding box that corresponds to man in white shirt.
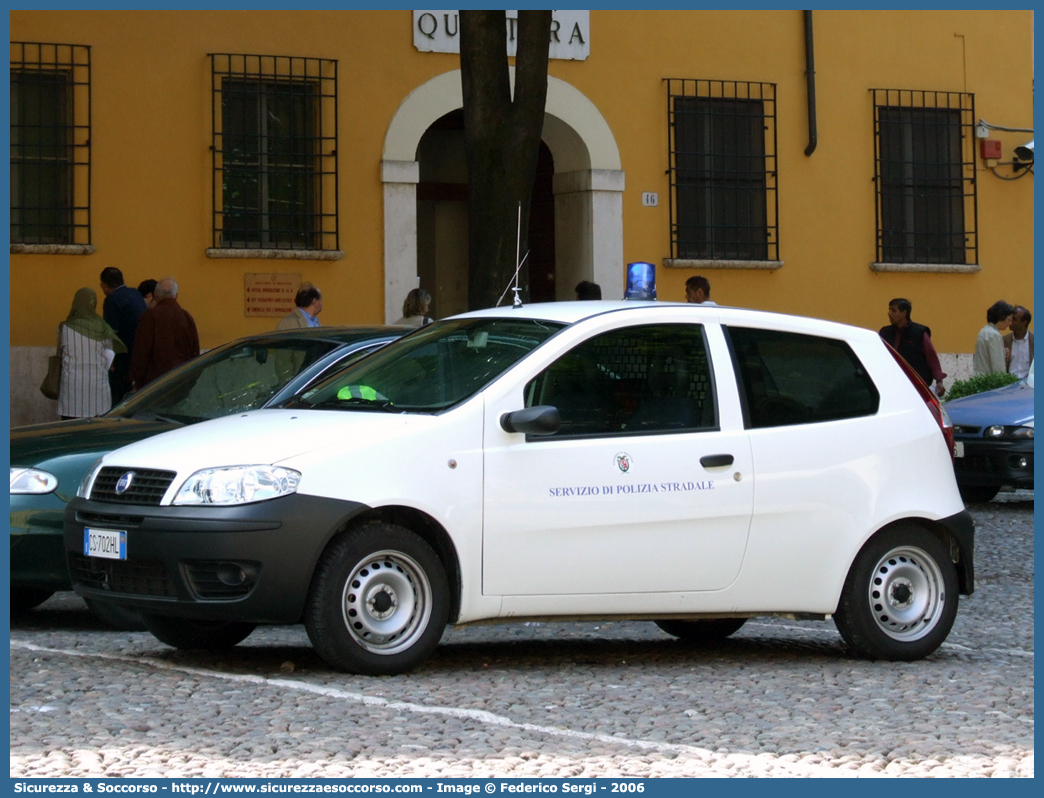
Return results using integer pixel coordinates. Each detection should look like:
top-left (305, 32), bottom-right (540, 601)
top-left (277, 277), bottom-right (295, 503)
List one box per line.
top-left (972, 300), bottom-right (1015, 376)
top-left (684, 275), bottom-right (718, 306)
top-left (1004, 306), bottom-right (1034, 379)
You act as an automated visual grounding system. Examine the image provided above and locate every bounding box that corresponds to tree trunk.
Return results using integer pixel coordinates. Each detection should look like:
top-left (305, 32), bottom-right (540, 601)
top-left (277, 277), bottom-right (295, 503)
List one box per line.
top-left (460, 10), bottom-right (552, 309)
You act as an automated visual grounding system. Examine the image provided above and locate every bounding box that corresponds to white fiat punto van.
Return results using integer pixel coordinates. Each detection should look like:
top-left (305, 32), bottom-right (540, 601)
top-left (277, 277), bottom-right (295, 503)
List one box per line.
top-left (65, 301), bottom-right (973, 674)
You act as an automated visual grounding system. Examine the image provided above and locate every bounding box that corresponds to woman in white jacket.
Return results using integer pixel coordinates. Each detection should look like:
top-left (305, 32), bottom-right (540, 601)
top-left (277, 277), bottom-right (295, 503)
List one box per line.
top-left (56, 287), bottom-right (126, 419)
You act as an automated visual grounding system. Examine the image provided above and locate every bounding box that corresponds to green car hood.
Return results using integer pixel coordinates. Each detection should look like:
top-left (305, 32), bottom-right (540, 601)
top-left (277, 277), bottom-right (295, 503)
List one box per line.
top-left (11, 417), bottom-right (181, 468)
top-left (10, 417), bottom-right (183, 591)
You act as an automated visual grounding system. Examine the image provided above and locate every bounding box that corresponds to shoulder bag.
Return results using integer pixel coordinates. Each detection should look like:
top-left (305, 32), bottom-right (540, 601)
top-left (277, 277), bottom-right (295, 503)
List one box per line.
top-left (39, 336), bottom-right (63, 400)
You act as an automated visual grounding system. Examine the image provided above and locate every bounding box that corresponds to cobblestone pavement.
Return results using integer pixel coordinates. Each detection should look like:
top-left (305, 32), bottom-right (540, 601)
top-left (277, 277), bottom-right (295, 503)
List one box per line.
top-left (10, 493), bottom-right (1033, 778)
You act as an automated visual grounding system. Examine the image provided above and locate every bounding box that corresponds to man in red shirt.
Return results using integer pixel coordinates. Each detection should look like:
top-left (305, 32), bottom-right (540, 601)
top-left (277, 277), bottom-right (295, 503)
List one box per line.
top-left (128, 277), bottom-right (200, 389)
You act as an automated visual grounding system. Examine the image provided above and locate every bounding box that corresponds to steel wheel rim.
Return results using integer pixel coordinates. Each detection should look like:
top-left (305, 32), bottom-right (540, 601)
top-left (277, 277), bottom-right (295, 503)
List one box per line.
top-left (341, 550), bottom-right (432, 655)
top-left (867, 545), bottom-right (946, 642)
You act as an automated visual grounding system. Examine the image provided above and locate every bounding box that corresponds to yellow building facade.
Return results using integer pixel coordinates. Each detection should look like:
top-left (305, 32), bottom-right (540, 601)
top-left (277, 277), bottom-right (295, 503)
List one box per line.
top-left (9, 9), bottom-right (1034, 425)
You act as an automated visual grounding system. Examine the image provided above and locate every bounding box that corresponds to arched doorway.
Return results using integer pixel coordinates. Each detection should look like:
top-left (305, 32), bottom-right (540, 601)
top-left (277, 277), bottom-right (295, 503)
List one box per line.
top-left (415, 109), bottom-right (556, 318)
top-left (528, 142), bottom-right (557, 303)
top-left (381, 69), bottom-right (624, 323)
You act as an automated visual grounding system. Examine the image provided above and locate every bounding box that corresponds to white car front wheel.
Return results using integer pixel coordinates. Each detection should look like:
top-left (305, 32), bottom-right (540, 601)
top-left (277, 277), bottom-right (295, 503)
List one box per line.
top-left (306, 521), bottom-right (449, 675)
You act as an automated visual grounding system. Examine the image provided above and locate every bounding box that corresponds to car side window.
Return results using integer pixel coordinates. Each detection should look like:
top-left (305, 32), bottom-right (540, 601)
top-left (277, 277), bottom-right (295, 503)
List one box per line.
top-left (726, 326), bottom-right (879, 429)
top-left (524, 324), bottom-right (716, 437)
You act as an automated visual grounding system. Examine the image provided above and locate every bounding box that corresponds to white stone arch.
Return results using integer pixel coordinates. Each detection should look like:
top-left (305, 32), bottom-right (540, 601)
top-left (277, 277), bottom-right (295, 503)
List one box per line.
top-left (381, 68), bottom-right (625, 320)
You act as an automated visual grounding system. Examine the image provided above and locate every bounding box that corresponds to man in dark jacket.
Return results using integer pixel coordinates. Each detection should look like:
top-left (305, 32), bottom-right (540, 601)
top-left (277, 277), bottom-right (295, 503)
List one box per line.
top-left (128, 277), bottom-right (200, 390)
top-left (100, 267), bottom-right (148, 403)
top-left (879, 297), bottom-right (947, 397)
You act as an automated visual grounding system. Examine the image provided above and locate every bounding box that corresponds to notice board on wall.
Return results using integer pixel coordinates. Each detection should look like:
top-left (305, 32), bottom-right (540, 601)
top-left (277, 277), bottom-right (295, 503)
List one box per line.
top-left (244, 273), bottom-right (301, 317)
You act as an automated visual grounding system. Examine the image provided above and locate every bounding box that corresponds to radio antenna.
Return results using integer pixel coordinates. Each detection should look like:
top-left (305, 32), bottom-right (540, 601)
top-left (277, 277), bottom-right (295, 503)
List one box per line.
top-left (514, 203), bottom-right (522, 306)
top-left (496, 251), bottom-right (529, 308)
top-left (495, 202), bottom-right (528, 308)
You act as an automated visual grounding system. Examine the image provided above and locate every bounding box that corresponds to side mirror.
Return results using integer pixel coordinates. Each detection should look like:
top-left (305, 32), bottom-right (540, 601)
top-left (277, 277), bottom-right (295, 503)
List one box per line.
top-left (500, 405), bottom-right (561, 436)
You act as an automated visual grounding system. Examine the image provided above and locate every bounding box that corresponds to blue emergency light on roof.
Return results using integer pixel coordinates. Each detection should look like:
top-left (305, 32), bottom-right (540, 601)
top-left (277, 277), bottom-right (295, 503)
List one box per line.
top-left (624, 262), bottom-right (657, 300)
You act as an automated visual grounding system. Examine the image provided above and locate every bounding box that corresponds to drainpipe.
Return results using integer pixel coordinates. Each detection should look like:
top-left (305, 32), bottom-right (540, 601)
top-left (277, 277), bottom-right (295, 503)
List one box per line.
top-left (803, 10), bottom-right (818, 157)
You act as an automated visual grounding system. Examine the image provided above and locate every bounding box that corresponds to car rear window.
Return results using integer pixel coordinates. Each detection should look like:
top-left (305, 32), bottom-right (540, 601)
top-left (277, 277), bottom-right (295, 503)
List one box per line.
top-left (112, 339), bottom-right (341, 423)
top-left (726, 326), bottom-right (879, 428)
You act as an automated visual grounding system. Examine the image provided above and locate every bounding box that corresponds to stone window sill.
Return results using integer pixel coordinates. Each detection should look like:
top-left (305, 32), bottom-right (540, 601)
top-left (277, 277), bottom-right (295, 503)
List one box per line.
top-left (205, 247), bottom-right (344, 260)
top-left (11, 244), bottom-right (96, 255)
top-left (206, 248), bottom-right (344, 261)
top-left (664, 259), bottom-right (783, 271)
top-left (870, 262), bottom-right (981, 274)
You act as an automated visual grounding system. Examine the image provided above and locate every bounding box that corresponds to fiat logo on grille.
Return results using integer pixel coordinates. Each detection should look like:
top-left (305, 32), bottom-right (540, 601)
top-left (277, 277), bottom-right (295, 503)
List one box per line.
top-left (115, 471), bottom-right (135, 495)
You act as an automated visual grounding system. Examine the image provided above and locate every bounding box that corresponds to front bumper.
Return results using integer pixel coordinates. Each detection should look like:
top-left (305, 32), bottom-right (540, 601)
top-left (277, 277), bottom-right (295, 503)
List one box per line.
top-left (11, 493), bottom-right (73, 590)
top-left (63, 493), bottom-right (369, 624)
top-left (953, 438), bottom-right (1034, 490)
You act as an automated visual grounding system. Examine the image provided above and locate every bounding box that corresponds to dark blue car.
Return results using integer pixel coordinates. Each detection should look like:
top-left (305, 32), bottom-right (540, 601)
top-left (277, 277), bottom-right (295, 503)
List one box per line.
top-left (945, 361), bottom-right (1034, 503)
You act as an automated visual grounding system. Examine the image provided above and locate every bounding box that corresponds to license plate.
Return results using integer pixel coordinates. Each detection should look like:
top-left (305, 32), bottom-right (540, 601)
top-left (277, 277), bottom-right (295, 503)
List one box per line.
top-left (84, 528), bottom-right (127, 560)
top-left (953, 440), bottom-right (965, 458)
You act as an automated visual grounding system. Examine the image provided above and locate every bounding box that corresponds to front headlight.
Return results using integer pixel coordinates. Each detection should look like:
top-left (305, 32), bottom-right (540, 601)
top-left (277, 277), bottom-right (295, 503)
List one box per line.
top-left (173, 465), bottom-right (301, 506)
top-left (10, 467), bottom-right (58, 495)
top-left (985, 425), bottom-right (1034, 439)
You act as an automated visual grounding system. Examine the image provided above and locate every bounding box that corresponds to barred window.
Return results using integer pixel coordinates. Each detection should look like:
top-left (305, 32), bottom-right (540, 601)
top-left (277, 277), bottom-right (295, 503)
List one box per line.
top-left (667, 80), bottom-right (777, 262)
top-left (210, 54), bottom-right (338, 252)
top-left (873, 89), bottom-right (977, 265)
top-left (10, 42), bottom-right (91, 247)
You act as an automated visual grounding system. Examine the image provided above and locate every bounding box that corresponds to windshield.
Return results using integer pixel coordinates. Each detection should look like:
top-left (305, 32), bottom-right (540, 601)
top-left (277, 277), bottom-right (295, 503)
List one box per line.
top-left (109, 338), bottom-right (343, 423)
top-left (293, 317), bottom-right (565, 413)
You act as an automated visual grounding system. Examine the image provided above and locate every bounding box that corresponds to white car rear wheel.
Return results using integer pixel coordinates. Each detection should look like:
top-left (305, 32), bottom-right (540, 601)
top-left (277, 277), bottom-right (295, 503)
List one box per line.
top-left (834, 525), bottom-right (958, 661)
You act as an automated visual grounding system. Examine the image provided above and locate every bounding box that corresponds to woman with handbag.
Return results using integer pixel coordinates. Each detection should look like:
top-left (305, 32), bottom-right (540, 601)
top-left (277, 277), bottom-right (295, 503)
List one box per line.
top-left (55, 287), bottom-right (126, 419)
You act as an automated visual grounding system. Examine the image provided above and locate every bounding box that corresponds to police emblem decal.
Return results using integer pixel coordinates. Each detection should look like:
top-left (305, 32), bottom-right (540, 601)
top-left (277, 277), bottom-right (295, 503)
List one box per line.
top-left (115, 471), bottom-right (135, 495)
top-left (615, 453), bottom-right (631, 473)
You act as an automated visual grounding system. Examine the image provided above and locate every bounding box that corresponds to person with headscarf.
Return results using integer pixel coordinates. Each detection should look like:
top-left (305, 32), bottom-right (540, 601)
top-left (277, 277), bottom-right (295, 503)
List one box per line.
top-left (56, 287), bottom-right (126, 419)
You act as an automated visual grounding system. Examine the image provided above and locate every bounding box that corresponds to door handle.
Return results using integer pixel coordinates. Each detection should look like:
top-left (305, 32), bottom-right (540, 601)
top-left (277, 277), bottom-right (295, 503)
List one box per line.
top-left (700, 454), bottom-right (734, 468)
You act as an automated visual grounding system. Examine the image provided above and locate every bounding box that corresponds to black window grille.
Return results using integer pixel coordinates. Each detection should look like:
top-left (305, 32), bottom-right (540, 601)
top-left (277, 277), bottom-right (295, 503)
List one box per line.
top-left (10, 42), bottom-right (91, 246)
top-left (210, 53), bottom-right (338, 251)
top-left (873, 89), bottom-right (977, 265)
top-left (667, 79), bottom-right (777, 261)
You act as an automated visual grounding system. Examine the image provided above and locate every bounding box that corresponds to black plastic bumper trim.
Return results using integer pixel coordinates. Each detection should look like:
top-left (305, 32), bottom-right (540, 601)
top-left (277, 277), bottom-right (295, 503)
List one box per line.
top-left (63, 493), bottom-right (371, 623)
top-left (935, 508), bottom-right (975, 595)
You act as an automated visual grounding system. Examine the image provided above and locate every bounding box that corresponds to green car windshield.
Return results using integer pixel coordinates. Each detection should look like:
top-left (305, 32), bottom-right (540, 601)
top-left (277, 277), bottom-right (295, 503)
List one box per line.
top-left (295, 317), bottom-right (564, 413)
top-left (110, 338), bottom-right (348, 424)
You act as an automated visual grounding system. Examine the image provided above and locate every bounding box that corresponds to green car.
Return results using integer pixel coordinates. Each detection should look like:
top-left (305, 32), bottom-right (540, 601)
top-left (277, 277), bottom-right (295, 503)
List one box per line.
top-left (10, 326), bottom-right (404, 628)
